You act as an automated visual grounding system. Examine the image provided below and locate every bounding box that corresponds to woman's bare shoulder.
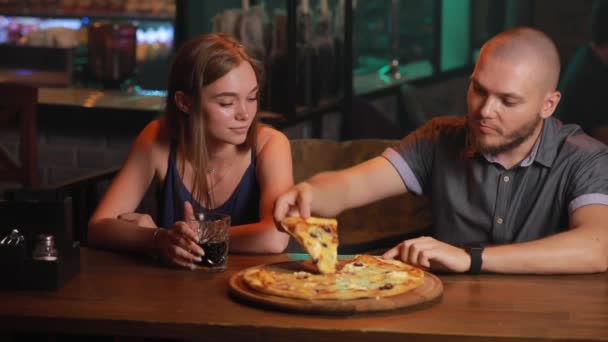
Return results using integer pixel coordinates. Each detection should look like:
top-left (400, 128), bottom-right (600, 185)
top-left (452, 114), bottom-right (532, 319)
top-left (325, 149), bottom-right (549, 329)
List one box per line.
top-left (255, 124), bottom-right (289, 153)
top-left (134, 118), bottom-right (170, 147)
top-left (130, 118), bottom-right (171, 165)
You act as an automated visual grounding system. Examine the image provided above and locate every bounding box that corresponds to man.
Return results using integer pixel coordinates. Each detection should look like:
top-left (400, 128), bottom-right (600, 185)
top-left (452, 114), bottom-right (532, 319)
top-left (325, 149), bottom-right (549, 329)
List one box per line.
top-left (556, 0), bottom-right (608, 145)
top-left (274, 27), bottom-right (608, 274)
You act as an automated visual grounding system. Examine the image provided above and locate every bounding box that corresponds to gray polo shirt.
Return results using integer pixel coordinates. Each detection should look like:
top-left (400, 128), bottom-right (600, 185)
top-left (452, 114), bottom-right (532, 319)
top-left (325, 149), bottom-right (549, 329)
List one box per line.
top-left (383, 116), bottom-right (608, 246)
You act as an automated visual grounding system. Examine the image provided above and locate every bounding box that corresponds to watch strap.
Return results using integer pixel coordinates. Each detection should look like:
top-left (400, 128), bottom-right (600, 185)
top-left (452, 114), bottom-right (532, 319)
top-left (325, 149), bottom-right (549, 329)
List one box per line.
top-left (466, 245), bottom-right (484, 274)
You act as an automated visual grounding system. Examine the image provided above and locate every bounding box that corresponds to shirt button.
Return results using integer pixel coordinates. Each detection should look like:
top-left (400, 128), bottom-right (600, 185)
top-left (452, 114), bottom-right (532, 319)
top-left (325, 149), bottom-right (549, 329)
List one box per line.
top-left (496, 217), bottom-right (504, 224)
top-left (503, 176), bottom-right (510, 182)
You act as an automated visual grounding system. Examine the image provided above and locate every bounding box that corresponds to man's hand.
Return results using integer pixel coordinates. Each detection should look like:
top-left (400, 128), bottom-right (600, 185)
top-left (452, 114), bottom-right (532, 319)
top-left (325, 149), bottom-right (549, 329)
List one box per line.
top-left (383, 236), bottom-right (472, 273)
top-left (273, 182), bottom-right (313, 229)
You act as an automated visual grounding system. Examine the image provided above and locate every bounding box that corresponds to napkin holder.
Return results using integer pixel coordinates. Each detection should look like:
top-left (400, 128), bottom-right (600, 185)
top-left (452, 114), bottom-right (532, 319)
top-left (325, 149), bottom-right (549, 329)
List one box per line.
top-left (0, 190), bottom-right (80, 290)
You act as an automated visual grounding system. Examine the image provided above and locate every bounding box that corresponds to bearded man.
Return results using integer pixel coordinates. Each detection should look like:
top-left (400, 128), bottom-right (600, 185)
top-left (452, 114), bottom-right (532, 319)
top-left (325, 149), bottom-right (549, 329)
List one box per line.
top-left (274, 27), bottom-right (608, 274)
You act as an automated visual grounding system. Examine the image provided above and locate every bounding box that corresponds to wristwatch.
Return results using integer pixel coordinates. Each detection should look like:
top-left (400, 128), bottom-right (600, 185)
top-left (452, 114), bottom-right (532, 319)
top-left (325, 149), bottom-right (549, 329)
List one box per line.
top-left (465, 245), bottom-right (484, 274)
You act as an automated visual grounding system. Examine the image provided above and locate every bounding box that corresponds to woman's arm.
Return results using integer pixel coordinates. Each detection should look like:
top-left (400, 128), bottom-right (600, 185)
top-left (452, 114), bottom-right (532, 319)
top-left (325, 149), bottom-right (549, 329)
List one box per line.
top-left (88, 120), bottom-right (163, 251)
top-left (228, 126), bottom-right (293, 253)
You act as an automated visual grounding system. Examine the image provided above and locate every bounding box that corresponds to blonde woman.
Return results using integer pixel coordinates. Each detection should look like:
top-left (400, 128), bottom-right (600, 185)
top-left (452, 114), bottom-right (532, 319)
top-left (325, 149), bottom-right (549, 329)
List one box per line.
top-left (89, 33), bottom-right (292, 268)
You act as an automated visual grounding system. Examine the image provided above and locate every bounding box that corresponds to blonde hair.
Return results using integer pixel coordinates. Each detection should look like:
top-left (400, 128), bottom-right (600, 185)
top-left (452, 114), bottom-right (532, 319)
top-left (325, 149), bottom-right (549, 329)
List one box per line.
top-left (164, 33), bottom-right (263, 208)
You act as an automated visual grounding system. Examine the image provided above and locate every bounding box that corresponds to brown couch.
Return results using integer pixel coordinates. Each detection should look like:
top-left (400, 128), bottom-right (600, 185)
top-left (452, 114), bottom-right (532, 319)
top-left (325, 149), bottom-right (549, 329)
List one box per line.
top-left (51, 138), bottom-right (432, 251)
top-left (290, 139), bottom-right (432, 254)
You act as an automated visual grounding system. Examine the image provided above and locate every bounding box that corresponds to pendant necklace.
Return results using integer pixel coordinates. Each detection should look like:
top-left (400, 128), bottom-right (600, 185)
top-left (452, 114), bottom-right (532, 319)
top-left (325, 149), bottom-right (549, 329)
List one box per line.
top-left (206, 160), bottom-right (235, 197)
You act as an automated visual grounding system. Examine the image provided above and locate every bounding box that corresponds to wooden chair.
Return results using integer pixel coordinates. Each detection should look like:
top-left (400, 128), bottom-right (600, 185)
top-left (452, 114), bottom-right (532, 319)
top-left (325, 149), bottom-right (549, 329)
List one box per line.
top-left (0, 82), bottom-right (39, 188)
top-left (51, 168), bottom-right (119, 244)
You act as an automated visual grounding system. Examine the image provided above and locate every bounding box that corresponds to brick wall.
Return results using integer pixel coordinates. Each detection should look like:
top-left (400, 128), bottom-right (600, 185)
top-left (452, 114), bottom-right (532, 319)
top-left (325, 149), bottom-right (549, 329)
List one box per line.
top-left (0, 125), bottom-right (131, 189)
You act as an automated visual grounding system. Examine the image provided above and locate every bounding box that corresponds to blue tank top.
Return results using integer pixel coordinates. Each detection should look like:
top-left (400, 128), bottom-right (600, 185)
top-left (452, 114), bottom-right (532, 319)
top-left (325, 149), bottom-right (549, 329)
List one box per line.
top-left (159, 143), bottom-right (260, 229)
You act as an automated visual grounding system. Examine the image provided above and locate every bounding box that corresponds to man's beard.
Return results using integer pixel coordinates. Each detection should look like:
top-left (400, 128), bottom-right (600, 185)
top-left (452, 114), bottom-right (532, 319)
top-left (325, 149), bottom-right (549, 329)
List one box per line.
top-left (469, 115), bottom-right (542, 155)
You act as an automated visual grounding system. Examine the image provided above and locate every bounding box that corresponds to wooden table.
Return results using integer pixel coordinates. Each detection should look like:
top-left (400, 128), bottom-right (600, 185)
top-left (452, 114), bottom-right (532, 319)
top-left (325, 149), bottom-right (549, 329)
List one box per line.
top-left (1, 248), bottom-right (607, 341)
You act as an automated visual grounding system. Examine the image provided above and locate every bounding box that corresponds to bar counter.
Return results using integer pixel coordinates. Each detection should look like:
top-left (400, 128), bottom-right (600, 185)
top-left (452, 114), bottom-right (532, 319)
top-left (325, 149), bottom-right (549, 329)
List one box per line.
top-left (1, 247), bottom-right (607, 341)
top-left (38, 87), bottom-right (165, 113)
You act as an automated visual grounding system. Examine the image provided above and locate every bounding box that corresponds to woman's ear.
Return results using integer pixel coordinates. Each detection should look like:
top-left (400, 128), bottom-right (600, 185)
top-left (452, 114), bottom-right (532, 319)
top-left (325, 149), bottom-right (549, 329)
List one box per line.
top-left (174, 91), bottom-right (191, 114)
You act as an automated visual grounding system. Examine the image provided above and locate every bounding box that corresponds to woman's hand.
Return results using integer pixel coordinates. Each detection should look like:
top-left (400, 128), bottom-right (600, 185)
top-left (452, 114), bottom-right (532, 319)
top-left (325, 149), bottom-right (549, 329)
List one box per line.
top-left (154, 201), bottom-right (204, 269)
top-left (154, 220), bottom-right (205, 269)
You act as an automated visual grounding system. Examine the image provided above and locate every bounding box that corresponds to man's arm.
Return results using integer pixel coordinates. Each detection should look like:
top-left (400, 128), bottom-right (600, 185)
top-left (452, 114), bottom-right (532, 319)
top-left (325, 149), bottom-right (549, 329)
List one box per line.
top-left (274, 156), bottom-right (407, 221)
top-left (482, 204), bottom-right (608, 274)
top-left (384, 204), bottom-right (608, 274)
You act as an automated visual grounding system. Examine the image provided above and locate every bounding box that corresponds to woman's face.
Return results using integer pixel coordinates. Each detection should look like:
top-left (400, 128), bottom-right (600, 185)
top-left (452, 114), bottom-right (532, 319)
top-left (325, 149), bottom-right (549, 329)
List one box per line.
top-left (200, 61), bottom-right (258, 147)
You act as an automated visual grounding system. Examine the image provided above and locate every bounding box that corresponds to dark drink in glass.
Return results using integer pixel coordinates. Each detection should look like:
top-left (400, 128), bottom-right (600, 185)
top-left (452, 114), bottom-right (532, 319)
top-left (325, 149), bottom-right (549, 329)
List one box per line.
top-left (190, 213), bottom-right (230, 272)
top-left (197, 241), bottom-right (228, 268)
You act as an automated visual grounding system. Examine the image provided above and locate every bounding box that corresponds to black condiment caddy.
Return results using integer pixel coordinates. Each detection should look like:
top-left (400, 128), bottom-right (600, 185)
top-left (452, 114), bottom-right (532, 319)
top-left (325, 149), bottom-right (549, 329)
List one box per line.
top-left (0, 190), bottom-right (80, 291)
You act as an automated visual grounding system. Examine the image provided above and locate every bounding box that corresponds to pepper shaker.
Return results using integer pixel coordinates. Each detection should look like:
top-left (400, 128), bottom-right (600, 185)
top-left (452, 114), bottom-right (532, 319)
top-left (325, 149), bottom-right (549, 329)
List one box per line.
top-left (32, 234), bottom-right (58, 261)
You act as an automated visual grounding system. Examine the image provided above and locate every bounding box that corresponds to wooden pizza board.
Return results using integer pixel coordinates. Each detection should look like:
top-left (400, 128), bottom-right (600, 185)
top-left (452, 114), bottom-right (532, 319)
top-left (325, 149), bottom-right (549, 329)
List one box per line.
top-left (228, 260), bottom-right (443, 315)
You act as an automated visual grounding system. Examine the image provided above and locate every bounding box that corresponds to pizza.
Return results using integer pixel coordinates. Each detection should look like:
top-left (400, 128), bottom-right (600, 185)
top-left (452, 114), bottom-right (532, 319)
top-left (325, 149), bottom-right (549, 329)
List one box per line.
top-left (242, 254), bottom-right (425, 300)
top-left (280, 216), bottom-right (338, 274)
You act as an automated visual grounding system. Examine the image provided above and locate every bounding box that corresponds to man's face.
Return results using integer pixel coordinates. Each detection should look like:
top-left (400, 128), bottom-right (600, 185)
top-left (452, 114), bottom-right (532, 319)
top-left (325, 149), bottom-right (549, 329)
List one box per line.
top-left (467, 54), bottom-right (547, 155)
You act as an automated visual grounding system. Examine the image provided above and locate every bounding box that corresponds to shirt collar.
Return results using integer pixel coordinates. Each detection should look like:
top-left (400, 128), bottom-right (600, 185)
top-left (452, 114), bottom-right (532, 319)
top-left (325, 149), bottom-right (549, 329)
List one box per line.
top-left (532, 117), bottom-right (560, 167)
top-left (482, 132), bottom-right (541, 167)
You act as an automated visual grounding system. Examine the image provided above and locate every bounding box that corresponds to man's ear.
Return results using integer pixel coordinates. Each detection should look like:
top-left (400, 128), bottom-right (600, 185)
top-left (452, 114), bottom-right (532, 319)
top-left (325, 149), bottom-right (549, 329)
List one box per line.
top-left (174, 91), bottom-right (191, 114)
top-left (540, 90), bottom-right (561, 119)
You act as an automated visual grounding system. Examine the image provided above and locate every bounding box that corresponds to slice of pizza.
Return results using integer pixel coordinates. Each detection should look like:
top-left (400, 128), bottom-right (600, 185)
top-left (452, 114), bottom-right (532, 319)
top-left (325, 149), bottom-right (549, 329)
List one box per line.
top-left (281, 216), bottom-right (339, 274)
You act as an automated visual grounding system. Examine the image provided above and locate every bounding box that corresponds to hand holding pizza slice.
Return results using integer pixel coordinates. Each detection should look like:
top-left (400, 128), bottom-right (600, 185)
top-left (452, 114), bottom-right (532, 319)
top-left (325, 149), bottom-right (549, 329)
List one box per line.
top-left (280, 216), bottom-right (339, 274)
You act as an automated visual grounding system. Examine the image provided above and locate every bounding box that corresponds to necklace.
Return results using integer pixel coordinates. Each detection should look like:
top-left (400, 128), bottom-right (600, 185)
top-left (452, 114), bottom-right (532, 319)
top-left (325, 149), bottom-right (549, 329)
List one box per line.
top-left (206, 160), bottom-right (236, 197)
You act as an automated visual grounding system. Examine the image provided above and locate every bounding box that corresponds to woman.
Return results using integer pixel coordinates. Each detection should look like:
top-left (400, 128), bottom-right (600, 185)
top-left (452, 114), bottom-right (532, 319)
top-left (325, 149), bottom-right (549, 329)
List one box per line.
top-left (88, 33), bottom-right (293, 269)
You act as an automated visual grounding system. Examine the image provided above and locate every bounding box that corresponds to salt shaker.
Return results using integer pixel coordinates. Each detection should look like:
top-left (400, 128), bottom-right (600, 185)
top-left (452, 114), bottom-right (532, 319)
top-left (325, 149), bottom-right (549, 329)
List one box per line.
top-left (32, 234), bottom-right (58, 261)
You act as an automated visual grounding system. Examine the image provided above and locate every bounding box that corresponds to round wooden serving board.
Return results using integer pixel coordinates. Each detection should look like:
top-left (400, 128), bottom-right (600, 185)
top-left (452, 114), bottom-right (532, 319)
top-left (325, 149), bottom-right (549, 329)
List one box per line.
top-left (229, 261), bottom-right (443, 315)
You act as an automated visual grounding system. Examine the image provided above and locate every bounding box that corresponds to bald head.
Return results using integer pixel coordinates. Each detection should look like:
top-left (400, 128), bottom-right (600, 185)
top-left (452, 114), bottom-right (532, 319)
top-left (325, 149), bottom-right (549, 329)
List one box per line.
top-left (479, 27), bottom-right (561, 91)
